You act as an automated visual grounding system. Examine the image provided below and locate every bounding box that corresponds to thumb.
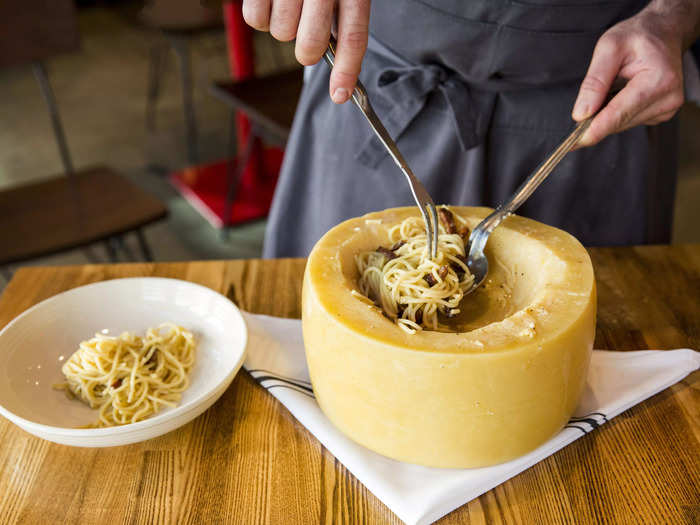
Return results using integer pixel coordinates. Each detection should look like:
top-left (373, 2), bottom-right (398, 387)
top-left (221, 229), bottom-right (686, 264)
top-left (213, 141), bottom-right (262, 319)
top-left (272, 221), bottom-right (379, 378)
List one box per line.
top-left (573, 35), bottom-right (624, 121)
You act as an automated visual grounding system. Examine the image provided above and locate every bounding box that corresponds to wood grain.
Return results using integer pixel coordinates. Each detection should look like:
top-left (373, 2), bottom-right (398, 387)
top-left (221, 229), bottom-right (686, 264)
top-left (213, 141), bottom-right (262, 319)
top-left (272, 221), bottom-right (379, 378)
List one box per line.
top-left (0, 247), bottom-right (697, 524)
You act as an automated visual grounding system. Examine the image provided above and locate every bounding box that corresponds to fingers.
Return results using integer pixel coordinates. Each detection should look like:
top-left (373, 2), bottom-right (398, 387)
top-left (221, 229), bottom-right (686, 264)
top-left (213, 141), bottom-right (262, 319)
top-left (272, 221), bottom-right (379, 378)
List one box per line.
top-left (645, 109), bottom-right (679, 125)
top-left (243, 0), bottom-right (370, 104)
top-left (242, 0), bottom-right (272, 31)
top-left (572, 33), bottom-right (624, 121)
top-left (329, 0), bottom-right (370, 104)
top-left (577, 75), bottom-right (644, 147)
top-left (621, 88), bottom-right (683, 128)
top-left (295, 1), bottom-right (334, 66)
top-left (269, 0), bottom-right (303, 42)
top-left (577, 70), bottom-right (684, 147)
top-left (626, 71), bottom-right (684, 127)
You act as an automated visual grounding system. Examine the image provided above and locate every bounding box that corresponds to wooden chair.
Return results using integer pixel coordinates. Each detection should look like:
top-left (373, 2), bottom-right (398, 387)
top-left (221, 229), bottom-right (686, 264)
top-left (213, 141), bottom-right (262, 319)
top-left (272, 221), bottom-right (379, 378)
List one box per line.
top-left (0, 1), bottom-right (167, 278)
top-left (137, 0), bottom-right (224, 167)
top-left (209, 67), bottom-right (304, 229)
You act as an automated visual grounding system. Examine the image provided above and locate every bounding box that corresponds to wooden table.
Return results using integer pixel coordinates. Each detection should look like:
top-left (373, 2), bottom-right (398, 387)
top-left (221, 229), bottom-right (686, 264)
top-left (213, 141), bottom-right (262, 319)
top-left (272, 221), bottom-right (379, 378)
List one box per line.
top-left (0, 245), bottom-right (698, 524)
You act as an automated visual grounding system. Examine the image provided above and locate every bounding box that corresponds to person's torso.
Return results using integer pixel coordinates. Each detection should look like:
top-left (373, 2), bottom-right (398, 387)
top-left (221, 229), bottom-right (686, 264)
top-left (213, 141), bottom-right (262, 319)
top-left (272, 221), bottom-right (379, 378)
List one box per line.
top-left (369, 0), bottom-right (648, 90)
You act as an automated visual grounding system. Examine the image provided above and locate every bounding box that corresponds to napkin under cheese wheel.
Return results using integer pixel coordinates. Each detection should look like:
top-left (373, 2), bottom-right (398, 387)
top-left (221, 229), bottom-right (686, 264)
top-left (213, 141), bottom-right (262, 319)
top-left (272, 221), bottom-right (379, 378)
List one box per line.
top-left (302, 207), bottom-right (596, 468)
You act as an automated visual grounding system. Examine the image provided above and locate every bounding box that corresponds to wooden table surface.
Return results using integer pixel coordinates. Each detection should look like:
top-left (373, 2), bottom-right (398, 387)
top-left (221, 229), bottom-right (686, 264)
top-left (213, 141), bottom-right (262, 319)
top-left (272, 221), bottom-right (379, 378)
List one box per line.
top-left (0, 245), bottom-right (698, 524)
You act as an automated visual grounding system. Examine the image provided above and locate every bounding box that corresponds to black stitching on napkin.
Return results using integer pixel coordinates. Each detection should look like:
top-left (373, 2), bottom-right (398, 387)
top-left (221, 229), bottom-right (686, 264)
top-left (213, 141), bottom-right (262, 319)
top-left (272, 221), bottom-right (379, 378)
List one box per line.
top-left (570, 412), bottom-right (608, 423)
top-left (265, 384), bottom-right (316, 399)
top-left (248, 369), bottom-right (312, 387)
top-left (253, 375), bottom-right (314, 394)
top-left (565, 412), bottom-right (609, 434)
top-left (248, 369), bottom-right (316, 399)
top-left (572, 418), bottom-right (600, 430)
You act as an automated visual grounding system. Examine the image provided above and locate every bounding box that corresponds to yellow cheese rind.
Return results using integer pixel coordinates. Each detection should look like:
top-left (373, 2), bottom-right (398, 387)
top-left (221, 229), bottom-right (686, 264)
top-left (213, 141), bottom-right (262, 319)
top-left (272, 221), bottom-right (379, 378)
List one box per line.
top-left (302, 207), bottom-right (596, 468)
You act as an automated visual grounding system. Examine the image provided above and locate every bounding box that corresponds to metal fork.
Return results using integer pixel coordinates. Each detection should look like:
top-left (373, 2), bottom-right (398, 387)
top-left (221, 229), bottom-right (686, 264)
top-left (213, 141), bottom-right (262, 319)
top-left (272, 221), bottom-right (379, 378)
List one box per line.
top-left (323, 36), bottom-right (439, 259)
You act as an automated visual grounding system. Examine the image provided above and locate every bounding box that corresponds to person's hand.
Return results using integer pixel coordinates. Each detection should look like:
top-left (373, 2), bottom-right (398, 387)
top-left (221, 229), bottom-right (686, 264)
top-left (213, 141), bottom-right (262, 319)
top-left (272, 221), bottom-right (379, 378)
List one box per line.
top-left (572, 0), bottom-right (700, 147)
top-left (242, 0), bottom-right (370, 104)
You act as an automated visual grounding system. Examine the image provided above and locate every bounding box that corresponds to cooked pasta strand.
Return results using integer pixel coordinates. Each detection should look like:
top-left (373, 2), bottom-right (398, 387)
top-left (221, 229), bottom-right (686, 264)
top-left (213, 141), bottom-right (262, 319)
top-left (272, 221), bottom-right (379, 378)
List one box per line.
top-left (55, 323), bottom-right (195, 427)
top-left (355, 208), bottom-right (474, 333)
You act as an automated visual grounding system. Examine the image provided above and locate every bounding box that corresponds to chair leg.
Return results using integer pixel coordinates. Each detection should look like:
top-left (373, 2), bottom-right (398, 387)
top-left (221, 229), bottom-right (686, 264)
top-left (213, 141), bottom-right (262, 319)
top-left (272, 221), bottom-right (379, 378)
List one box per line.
top-left (32, 62), bottom-right (75, 176)
top-left (33, 61), bottom-right (86, 229)
top-left (146, 40), bottom-right (167, 133)
top-left (104, 238), bottom-right (119, 262)
top-left (223, 120), bottom-right (256, 233)
top-left (82, 246), bottom-right (101, 263)
top-left (136, 229), bottom-right (154, 262)
top-left (170, 35), bottom-right (198, 166)
top-left (114, 235), bottom-right (137, 262)
top-left (221, 110), bottom-right (238, 238)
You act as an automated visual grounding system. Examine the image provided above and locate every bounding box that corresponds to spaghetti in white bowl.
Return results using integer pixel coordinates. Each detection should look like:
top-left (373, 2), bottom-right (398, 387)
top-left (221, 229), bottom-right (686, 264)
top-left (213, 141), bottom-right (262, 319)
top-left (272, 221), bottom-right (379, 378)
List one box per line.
top-left (0, 278), bottom-right (246, 447)
top-left (56, 323), bottom-right (197, 428)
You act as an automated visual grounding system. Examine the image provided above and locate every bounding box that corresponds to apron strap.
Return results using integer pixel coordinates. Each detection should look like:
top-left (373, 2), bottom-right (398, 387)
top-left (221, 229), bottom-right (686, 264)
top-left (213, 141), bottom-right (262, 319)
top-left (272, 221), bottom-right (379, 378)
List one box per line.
top-left (357, 39), bottom-right (496, 168)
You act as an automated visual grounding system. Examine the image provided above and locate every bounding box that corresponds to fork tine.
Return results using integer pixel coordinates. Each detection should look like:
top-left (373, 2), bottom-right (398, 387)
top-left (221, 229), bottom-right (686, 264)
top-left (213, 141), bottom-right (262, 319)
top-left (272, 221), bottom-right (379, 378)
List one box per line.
top-left (420, 204), bottom-right (432, 258)
top-left (428, 203), bottom-right (438, 259)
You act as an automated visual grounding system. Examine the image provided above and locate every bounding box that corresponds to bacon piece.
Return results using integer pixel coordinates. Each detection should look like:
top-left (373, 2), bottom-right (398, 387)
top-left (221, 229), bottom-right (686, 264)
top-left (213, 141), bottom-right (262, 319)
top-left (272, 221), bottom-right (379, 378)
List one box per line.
top-left (390, 241), bottom-right (406, 251)
top-left (397, 304), bottom-right (406, 318)
top-left (423, 273), bottom-right (437, 286)
top-left (438, 208), bottom-right (457, 234)
top-left (146, 349), bottom-right (158, 368)
top-left (376, 246), bottom-right (398, 260)
top-left (451, 254), bottom-right (468, 277)
top-left (438, 265), bottom-right (448, 280)
top-left (439, 207), bottom-right (471, 241)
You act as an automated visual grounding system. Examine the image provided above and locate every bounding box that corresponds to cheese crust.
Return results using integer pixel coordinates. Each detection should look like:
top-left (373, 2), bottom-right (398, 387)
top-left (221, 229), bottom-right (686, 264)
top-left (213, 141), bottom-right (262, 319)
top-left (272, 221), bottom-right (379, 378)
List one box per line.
top-left (302, 207), bottom-right (596, 468)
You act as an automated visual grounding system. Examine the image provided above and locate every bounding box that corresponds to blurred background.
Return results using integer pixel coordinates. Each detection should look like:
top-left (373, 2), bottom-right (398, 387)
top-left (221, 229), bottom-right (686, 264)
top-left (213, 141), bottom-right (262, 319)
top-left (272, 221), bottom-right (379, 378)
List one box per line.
top-left (0, 0), bottom-right (698, 284)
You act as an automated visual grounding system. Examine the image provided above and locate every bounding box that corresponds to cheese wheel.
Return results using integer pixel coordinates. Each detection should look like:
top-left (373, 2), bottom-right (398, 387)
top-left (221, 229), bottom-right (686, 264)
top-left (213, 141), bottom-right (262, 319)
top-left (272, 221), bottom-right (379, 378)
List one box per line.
top-left (302, 207), bottom-right (596, 468)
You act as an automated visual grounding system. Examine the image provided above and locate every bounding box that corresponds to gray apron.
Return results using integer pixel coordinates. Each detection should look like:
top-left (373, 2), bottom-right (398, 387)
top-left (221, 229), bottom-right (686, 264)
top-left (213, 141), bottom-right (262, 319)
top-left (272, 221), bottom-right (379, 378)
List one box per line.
top-left (263, 0), bottom-right (678, 258)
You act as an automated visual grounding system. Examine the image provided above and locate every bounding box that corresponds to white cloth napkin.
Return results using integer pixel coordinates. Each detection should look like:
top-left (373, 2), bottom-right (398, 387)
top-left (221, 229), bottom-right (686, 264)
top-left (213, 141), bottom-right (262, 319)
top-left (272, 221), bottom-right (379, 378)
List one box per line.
top-left (241, 313), bottom-right (700, 525)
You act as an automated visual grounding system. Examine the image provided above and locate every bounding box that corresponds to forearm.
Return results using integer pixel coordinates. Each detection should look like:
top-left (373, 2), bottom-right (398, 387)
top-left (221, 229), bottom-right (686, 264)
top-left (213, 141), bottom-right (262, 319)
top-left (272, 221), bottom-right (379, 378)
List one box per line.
top-left (643, 0), bottom-right (700, 50)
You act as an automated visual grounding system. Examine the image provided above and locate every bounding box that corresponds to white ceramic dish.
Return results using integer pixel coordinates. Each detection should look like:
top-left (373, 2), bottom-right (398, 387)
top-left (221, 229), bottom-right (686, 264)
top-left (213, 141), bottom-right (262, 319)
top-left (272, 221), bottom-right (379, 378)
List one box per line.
top-left (0, 277), bottom-right (247, 447)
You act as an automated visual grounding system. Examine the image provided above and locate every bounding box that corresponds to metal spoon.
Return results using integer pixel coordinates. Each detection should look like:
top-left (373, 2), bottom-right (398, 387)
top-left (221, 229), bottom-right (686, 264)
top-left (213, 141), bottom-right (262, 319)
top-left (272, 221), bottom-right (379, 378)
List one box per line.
top-left (464, 117), bottom-right (593, 295)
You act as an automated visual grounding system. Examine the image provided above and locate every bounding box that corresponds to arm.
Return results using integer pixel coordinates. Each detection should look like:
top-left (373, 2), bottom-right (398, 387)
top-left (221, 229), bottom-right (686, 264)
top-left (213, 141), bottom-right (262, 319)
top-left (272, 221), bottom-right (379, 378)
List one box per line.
top-left (573, 0), bottom-right (700, 147)
top-left (241, 0), bottom-right (370, 104)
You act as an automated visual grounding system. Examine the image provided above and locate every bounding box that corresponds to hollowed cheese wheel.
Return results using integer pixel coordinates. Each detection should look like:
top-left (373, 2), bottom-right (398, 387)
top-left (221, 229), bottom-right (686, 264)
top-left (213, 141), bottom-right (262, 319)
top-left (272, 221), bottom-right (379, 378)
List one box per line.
top-left (302, 207), bottom-right (596, 468)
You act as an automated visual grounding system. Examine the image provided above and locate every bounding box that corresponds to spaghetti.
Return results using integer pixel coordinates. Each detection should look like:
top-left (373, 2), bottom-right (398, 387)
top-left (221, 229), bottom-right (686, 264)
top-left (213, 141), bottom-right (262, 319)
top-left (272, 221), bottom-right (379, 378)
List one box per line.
top-left (355, 207), bottom-right (474, 334)
top-left (55, 323), bottom-right (196, 427)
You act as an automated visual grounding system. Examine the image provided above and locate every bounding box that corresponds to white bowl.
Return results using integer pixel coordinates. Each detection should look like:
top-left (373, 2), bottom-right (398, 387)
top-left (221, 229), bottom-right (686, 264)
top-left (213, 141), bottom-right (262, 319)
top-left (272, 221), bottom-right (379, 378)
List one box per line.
top-left (0, 277), bottom-right (247, 447)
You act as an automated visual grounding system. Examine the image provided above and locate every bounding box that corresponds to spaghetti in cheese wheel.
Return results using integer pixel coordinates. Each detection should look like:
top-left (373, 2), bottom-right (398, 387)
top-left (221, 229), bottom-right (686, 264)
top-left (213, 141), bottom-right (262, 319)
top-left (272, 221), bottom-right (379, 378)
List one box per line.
top-left (302, 206), bottom-right (596, 468)
top-left (355, 206), bottom-right (474, 333)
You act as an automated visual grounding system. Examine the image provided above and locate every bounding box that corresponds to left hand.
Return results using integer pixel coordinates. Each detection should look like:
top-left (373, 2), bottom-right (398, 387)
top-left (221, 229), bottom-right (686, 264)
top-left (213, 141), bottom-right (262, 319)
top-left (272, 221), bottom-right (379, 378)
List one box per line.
top-left (572, 0), bottom-right (699, 147)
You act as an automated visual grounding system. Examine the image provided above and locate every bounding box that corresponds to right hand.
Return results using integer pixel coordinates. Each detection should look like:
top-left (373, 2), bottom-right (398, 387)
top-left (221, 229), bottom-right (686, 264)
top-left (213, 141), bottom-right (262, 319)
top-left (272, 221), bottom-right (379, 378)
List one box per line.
top-left (242, 0), bottom-right (370, 104)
